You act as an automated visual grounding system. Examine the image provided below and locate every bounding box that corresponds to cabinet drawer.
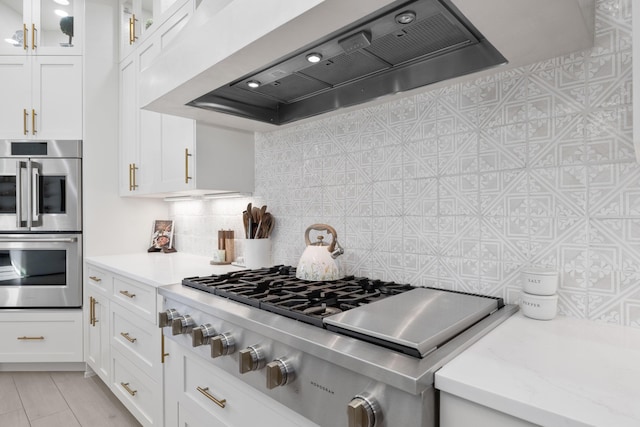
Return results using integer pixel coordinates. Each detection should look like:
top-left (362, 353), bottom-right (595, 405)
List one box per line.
top-left (0, 310), bottom-right (82, 362)
top-left (86, 264), bottom-right (113, 294)
top-left (111, 347), bottom-right (162, 427)
top-left (111, 302), bottom-right (161, 380)
top-left (113, 276), bottom-right (157, 323)
top-left (181, 349), bottom-right (316, 427)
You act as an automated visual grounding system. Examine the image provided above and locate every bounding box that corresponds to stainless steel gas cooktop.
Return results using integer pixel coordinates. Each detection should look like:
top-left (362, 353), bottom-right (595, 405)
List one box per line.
top-left (181, 265), bottom-right (503, 358)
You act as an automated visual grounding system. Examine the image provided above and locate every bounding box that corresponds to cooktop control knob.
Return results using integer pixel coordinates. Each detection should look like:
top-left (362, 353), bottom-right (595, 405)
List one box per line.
top-left (171, 315), bottom-right (195, 336)
top-left (210, 333), bottom-right (235, 358)
top-left (192, 323), bottom-right (216, 347)
top-left (347, 394), bottom-right (379, 427)
top-left (266, 357), bottom-right (294, 389)
top-left (158, 309), bottom-right (180, 328)
top-left (239, 345), bottom-right (266, 374)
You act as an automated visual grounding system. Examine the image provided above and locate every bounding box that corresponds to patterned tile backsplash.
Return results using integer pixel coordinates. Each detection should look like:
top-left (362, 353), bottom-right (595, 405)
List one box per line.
top-left (170, 0), bottom-right (640, 327)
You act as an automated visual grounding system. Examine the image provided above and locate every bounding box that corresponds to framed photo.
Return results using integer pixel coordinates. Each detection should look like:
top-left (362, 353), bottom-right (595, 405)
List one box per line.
top-left (150, 220), bottom-right (174, 250)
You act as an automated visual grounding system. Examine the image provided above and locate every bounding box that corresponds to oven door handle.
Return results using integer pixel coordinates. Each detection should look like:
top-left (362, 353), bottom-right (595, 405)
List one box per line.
top-left (0, 237), bottom-right (77, 243)
top-left (32, 162), bottom-right (40, 223)
top-left (15, 161), bottom-right (25, 229)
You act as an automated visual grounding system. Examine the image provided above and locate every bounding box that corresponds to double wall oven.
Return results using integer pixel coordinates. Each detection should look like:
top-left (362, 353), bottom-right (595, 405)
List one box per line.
top-left (0, 140), bottom-right (82, 308)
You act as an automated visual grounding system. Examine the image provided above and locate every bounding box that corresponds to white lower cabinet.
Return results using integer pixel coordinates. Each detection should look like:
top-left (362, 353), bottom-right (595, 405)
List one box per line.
top-left (440, 392), bottom-right (539, 427)
top-left (84, 260), bottom-right (164, 427)
top-left (112, 346), bottom-right (163, 427)
top-left (164, 336), bottom-right (317, 427)
top-left (0, 309), bottom-right (83, 362)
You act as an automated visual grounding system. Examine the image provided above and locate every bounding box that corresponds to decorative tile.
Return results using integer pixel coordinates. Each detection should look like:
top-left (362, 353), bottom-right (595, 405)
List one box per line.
top-left (528, 114), bottom-right (586, 168)
top-left (478, 124), bottom-right (527, 171)
top-left (529, 166), bottom-right (587, 217)
top-left (438, 132), bottom-right (478, 175)
top-left (588, 162), bottom-right (640, 216)
top-left (439, 175), bottom-right (479, 215)
top-left (479, 170), bottom-right (528, 217)
top-left (585, 107), bottom-right (634, 163)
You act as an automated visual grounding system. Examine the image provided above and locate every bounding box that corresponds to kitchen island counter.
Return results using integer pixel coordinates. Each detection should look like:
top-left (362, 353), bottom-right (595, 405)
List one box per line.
top-left (85, 252), bottom-right (243, 287)
top-left (435, 312), bottom-right (640, 427)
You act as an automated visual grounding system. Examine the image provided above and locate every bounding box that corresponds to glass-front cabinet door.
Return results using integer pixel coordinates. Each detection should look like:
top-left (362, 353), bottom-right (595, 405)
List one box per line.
top-left (0, 0), bottom-right (83, 55)
top-left (120, 0), bottom-right (155, 60)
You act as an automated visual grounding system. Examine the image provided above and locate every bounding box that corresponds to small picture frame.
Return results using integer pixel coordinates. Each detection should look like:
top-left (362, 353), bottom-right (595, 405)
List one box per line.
top-left (149, 220), bottom-right (175, 253)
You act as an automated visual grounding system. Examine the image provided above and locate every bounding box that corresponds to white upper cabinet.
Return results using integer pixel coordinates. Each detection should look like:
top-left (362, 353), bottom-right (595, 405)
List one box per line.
top-left (0, 0), bottom-right (83, 55)
top-left (119, 0), bottom-right (187, 61)
top-left (0, 55), bottom-right (82, 139)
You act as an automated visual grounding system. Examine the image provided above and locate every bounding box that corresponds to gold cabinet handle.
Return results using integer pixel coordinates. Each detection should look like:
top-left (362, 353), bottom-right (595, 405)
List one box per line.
top-left (31, 109), bottom-right (36, 135)
top-left (23, 109), bottom-right (28, 135)
top-left (89, 296), bottom-right (94, 325)
top-left (129, 14), bottom-right (138, 45)
top-left (23, 23), bottom-right (27, 50)
top-left (91, 296), bottom-right (98, 326)
top-left (197, 386), bottom-right (226, 408)
top-left (120, 332), bottom-right (137, 343)
top-left (161, 331), bottom-right (169, 363)
top-left (130, 163), bottom-right (138, 190)
top-left (17, 336), bottom-right (44, 340)
top-left (31, 23), bottom-right (36, 50)
top-left (89, 275), bottom-right (102, 282)
top-left (185, 148), bottom-right (192, 184)
top-left (120, 382), bottom-right (137, 396)
top-left (119, 290), bottom-right (136, 298)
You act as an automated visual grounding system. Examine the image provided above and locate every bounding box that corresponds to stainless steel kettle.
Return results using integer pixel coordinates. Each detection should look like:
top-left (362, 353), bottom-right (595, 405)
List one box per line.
top-left (296, 224), bottom-right (344, 281)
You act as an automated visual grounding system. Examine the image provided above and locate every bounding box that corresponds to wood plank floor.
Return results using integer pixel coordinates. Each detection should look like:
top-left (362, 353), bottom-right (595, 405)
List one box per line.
top-left (0, 372), bottom-right (140, 427)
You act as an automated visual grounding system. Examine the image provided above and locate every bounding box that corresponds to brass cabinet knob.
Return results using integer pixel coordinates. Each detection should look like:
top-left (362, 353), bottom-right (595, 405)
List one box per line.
top-left (239, 345), bottom-right (265, 374)
top-left (210, 333), bottom-right (235, 358)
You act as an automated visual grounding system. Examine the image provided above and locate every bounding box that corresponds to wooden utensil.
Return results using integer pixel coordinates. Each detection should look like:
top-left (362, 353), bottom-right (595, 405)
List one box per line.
top-left (255, 205), bottom-right (267, 238)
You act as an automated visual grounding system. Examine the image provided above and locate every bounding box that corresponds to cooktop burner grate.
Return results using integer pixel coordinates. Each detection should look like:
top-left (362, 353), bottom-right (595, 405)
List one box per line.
top-left (182, 265), bottom-right (415, 327)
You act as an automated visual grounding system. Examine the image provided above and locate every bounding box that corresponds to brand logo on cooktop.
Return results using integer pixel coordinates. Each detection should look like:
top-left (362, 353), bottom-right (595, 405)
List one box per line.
top-left (310, 380), bottom-right (335, 395)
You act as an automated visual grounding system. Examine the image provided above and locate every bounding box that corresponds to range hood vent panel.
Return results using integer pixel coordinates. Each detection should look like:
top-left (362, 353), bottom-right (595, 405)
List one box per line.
top-left (247, 73), bottom-right (331, 103)
top-left (188, 0), bottom-right (508, 125)
top-left (365, 12), bottom-right (473, 65)
top-left (300, 51), bottom-right (389, 87)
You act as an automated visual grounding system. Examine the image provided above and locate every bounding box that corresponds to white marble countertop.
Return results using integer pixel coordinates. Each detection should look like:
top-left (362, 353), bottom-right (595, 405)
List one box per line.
top-left (85, 252), bottom-right (244, 287)
top-left (435, 312), bottom-right (640, 427)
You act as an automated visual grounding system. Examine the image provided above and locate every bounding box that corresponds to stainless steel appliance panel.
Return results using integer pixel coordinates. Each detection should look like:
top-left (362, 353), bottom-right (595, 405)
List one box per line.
top-left (0, 234), bottom-right (82, 307)
top-left (324, 287), bottom-right (500, 357)
top-left (0, 140), bottom-right (81, 232)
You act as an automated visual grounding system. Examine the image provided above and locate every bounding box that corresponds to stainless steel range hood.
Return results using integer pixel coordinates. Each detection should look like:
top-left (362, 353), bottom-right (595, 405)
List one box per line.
top-left (140, 0), bottom-right (594, 131)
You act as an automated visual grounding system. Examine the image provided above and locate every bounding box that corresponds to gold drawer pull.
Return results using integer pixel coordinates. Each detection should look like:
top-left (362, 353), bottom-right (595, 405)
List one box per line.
top-left (197, 386), bottom-right (226, 408)
top-left (17, 336), bottom-right (44, 340)
top-left (120, 382), bottom-right (137, 396)
top-left (89, 275), bottom-right (102, 282)
top-left (119, 290), bottom-right (136, 298)
top-left (120, 332), bottom-right (137, 343)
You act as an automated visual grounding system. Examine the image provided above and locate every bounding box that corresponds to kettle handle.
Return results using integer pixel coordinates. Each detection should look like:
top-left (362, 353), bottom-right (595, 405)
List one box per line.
top-left (304, 224), bottom-right (338, 252)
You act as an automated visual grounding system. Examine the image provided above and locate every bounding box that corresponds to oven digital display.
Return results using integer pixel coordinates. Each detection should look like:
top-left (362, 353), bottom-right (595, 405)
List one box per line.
top-left (11, 142), bottom-right (48, 156)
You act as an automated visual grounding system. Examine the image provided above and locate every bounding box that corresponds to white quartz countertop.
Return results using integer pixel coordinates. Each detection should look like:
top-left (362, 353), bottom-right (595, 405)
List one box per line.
top-left (85, 252), bottom-right (244, 287)
top-left (435, 312), bottom-right (640, 427)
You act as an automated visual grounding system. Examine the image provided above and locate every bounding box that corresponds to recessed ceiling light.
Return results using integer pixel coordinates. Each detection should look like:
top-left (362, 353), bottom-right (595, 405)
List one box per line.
top-left (306, 53), bottom-right (323, 63)
top-left (55, 9), bottom-right (69, 17)
top-left (247, 80), bottom-right (261, 89)
top-left (395, 11), bottom-right (416, 24)
top-left (54, 0), bottom-right (70, 5)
